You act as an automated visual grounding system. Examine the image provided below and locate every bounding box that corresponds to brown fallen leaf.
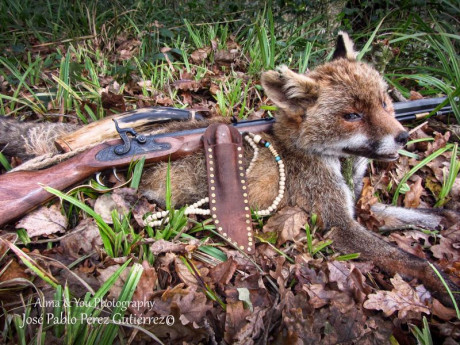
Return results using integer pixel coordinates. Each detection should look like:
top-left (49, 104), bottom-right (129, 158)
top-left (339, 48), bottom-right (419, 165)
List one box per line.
top-left (173, 79), bottom-right (202, 92)
top-left (93, 194), bottom-right (118, 224)
top-left (129, 261), bottom-right (157, 317)
top-left (96, 264), bottom-right (129, 300)
top-left (224, 301), bottom-right (252, 344)
top-left (157, 252), bottom-right (176, 288)
top-left (190, 47), bottom-right (211, 64)
top-left (426, 155), bottom-right (449, 184)
top-left (403, 176), bottom-right (424, 208)
top-left (150, 239), bottom-right (190, 255)
top-left (132, 196), bottom-right (156, 227)
top-left (327, 261), bottom-right (372, 303)
top-left (172, 287), bottom-right (213, 326)
top-left (154, 94), bottom-right (174, 106)
top-left (117, 39), bottom-right (141, 60)
top-left (0, 259), bottom-right (30, 282)
top-left (208, 257), bottom-right (237, 287)
top-left (280, 291), bottom-right (322, 344)
top-left (93, 188), bottom-right (138, 224)
top-left (389, 233), bottom-right (426, 259)
top-left (232, 306), bottom-right (267, 345)
top-left (431, 236), bottom-right (460, 262)
top-left (303, 283), bottom-right (335, 309)
top-left (363, 274), bottom-right (430, 319)
top-left (16, 204), bottom-right (67, 237)
top-left (357, 177), bottom-right (384, 231)
top-left (426, 131), bottom-right (450, 156)
top-left (111, 188), bottom-right (139, 212)
top-left (101, 91), bottom-right (126, 113)
top-left (263, 206), bottom-right (308, 246)
top-left (409, 90), bottom-right (424, 100)
top-left (174, 257), bottom-right (200, 288)
top-left (61, 218), bottom-right (102, 258)
top-left (161, 283), bottom-right (189, 302)
top-left (215, 49), bottom-right (238, 63)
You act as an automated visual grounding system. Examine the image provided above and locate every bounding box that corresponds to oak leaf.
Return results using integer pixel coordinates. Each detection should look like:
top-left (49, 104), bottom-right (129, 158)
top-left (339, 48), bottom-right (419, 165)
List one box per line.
top-left (190, 47), bottom-right (210, 64)
top-left (16, 204), bottom-right (67, 237)
top-left (61, 218), bottom-right (102, 258)
top-left (173, 79), bottom-right (202, 92)
top-left (431, 237), bottom-right (460, 262)
top-left (263, 206), bottom-right (308, 245)
top-left (129, 261), bottom-right (157, 317)
top-left (174, 288), bottom-right (213, 326)
top-left (403, 176), bottom-right (424, 208)
top-left (96, 264), bottom-right (129, 300)
top-left (363, 274), bottom-right (430, 318)
top-left (150, 239), bottom-right (189, 255)
top-left (209, 257), bottom-right (237, 286)
top-left (174, 257), bottom-right (200, 288)
top-left (389, 233), bottom-right (426, 259)
top-left (224, 301), bottom-right (252, 344)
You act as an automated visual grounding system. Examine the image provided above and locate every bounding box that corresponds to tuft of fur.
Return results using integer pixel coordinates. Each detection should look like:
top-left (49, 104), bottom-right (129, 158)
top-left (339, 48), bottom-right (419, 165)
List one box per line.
top-left (0, 117), bottom-right (78, 160)
top-left (332, 31), bottom-right (357, 60)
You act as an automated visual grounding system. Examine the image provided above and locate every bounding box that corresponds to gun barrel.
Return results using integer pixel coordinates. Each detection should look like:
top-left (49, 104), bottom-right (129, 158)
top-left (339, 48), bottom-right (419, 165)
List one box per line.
top-left (394, 97), bottom-right (454, 121)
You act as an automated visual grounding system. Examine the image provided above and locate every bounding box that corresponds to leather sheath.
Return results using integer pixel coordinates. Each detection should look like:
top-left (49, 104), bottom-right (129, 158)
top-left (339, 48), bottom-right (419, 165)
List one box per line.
top-left (203, 124), bottom-right (254, 254)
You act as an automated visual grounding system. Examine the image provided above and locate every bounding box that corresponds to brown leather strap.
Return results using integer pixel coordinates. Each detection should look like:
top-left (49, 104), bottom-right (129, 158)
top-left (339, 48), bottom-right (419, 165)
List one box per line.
top-left (203, 124), bottom-right (254, 254)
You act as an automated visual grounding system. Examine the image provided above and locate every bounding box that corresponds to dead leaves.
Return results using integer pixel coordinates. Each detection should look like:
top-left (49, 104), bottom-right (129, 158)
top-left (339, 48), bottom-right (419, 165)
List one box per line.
top-left (364, 274), bottom-right (430, 319)
top-left (129, 261), bottom-right (157, 317)
top-left (280, 259), bottom-right (394, 345)
top-left (403, 176), bottom-right (424, 208)
top-left (16, 204), bottom-right (67, 237)
top-left (61, 218), bottom-right (102, 258)
top-left (263, 206), bottom-right (308, 245)
top-left (208, 257), bottom-right (237, 287)
top-left (190, 47), bottom-right (211, 64)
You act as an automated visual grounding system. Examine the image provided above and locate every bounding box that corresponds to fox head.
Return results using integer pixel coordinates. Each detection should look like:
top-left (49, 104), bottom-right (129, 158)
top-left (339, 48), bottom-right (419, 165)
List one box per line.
top-left (261, 32), bottom-right (408, 161)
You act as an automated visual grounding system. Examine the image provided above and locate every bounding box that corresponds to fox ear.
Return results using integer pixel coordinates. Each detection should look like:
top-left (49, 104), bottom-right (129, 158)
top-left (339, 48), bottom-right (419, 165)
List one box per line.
top-left (332, 31), bottom-right (357, 61)
top-left (261, 65), bottom-right (318, 112)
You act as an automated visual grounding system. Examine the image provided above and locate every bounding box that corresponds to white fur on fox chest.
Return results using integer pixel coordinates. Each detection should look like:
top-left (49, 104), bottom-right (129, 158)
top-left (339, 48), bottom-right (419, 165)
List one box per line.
top-left (323, 156), bottom-right (355, 219)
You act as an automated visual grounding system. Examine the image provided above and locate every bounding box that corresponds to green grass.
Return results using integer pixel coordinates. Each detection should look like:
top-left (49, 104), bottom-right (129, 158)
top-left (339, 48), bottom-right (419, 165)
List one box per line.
top-left (392, 144), bottom-right (454, 205)
top-left (2, 260), bottom-right (164, 345)
top-left (410, 316), bottom-right (433, 345)
top-left (0, 1), bottom-right (457, 123)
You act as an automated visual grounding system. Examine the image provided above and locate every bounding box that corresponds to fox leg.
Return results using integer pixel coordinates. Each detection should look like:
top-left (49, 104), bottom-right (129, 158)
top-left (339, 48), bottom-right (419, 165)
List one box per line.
top-left (370, 203), bottom-right (460, 230)
top-left (326, 221), bottom-right (459, 306)
top-left (303, 156), bottom-right (459, 306)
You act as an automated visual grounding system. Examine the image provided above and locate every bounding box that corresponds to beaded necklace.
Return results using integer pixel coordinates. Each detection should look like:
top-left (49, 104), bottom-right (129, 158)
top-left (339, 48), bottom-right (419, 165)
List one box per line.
top-left (144, 132), bottom-right (285, 227)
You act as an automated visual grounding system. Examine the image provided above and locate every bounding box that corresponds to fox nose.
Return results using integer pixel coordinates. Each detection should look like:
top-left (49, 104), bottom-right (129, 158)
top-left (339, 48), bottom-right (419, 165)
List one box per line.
top-left (395, 131), bottom-right (409, 145)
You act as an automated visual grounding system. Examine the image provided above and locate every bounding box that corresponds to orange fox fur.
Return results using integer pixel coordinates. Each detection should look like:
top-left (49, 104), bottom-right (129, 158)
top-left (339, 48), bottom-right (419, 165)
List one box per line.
top-left (1, 32), bottom-right (458, 305)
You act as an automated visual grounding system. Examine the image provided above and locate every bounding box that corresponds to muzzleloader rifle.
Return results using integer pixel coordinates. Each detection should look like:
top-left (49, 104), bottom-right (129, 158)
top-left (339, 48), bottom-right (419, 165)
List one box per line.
top-left (0, 97), bottom-right (456, 226)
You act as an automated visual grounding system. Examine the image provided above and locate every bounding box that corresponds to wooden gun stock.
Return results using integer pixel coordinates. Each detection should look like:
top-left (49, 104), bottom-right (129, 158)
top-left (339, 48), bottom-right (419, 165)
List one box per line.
top-left (0, 147), bottom-right (102, 225)
top-left (0, 120), bottom-right (272, 226)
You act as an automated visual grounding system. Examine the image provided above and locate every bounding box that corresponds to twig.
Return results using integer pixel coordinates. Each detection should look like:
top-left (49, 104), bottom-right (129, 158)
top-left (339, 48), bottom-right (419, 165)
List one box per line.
top-left (379, 225), bottom-right (425, 233)
top-left (32, 35), bottom-right (96, 48)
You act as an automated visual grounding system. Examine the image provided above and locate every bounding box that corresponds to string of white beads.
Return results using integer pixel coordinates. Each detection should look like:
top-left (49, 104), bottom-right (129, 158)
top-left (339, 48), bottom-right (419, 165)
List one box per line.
top-left (244, 133), bottom-right (285, 217)
top-left (244, 134), bottom-right (259, 175)
top-left (145, 197), bottom-right (210, 227)
top-left (143, 133), bottom-right (286, 227)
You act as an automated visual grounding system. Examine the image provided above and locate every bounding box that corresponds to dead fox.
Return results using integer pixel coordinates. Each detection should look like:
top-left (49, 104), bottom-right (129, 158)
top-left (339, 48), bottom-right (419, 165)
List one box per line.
top-left (1, 32), bottom-right (458, 305)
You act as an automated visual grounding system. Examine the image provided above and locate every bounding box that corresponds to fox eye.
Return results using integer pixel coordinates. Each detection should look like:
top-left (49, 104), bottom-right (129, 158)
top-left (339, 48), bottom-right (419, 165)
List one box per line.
top-left (382, 101), bottom-right (387, 109)
top-left (343, 113), bottom-right (362, 121)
